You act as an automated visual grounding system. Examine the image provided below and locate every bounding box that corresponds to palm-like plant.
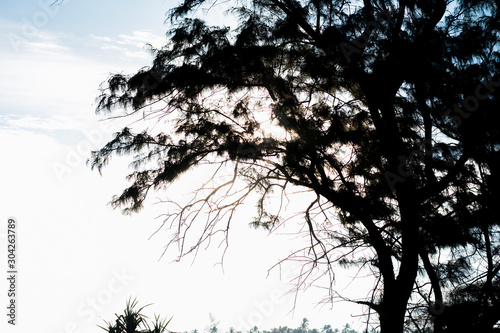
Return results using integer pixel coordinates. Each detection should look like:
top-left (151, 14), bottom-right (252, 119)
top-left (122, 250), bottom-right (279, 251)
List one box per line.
top-left (99, 298), bottom-right (173, 333)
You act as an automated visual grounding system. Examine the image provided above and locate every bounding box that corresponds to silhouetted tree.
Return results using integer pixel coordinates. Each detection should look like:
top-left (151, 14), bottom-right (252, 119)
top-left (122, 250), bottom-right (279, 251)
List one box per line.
top-left (341, 324), bottom-right (357, 333)
top-left (206, 314), bottom-right (220, 333)
top-left (299, 318), bottom-right (309, 333)
top-left (320, 325), bottom-right (333, 333)
top-left (99, 298), bottom-right (172, 333)
top-left (265, 326), bottom-right (293, 333)
top-left (249, 326), bottom-right (260, 333)
top-left (91, 1), bottom-right (500, 332)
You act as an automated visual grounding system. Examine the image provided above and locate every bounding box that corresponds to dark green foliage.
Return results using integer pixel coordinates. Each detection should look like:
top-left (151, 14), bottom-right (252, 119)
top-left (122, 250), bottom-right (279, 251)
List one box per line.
top-left (91, 1), bottom-right (500, 332)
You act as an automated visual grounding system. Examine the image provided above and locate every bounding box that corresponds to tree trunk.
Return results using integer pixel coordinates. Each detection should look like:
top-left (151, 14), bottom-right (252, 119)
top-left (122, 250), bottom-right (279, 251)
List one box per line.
top-left (378, 193), bottom-right (420, 333)
top-left (378, 289), bottom-right (410, 333)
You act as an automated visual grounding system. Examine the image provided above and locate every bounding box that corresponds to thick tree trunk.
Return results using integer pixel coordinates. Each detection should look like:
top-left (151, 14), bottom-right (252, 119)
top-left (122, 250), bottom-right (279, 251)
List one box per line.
top-left (378, 193), bottom-right (420, 333)
top-left (378, 291), bottom-right (410, 333)
top-left (376, 255), bottom-right (419, 333)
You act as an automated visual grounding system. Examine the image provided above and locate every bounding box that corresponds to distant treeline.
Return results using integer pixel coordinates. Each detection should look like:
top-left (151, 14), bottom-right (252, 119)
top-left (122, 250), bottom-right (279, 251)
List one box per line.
top-left (188, 317), bottom-right (378, 333)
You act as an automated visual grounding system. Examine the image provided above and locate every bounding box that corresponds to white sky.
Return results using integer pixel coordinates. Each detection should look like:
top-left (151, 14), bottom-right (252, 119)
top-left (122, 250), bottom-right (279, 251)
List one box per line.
top-left (0, 1), bottom-right (373, 332)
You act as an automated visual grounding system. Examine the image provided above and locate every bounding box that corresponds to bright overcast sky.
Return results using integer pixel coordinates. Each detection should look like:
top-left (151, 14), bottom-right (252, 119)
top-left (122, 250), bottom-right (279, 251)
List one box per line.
top-left (0, 1), bottom-right (372, 333)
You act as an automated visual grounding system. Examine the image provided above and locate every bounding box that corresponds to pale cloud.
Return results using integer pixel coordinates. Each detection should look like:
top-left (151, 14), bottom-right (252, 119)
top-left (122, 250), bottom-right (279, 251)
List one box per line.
top-left (0, 51), bottom-right (104, 120)
top-left (117, 30), bottom-right (165, 48)
top-left (0, 24), bottom-right (131, 150)
top-left (101, 44), bottom-right (125, 52)
top-left (124, 49), bottom-right (153, 60)
top-left (2, 17), bottom-right (73, 56)
top-left (19, 40), bottom-right (71, 53)
top-left (100, 44), bottom-right (151, 60)
top-left (92, 30), bottom-right (165, 60)
top-left (0, 114), bottom-right (86, 132)
top-left (89, 33), bottom-right (113, 42)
